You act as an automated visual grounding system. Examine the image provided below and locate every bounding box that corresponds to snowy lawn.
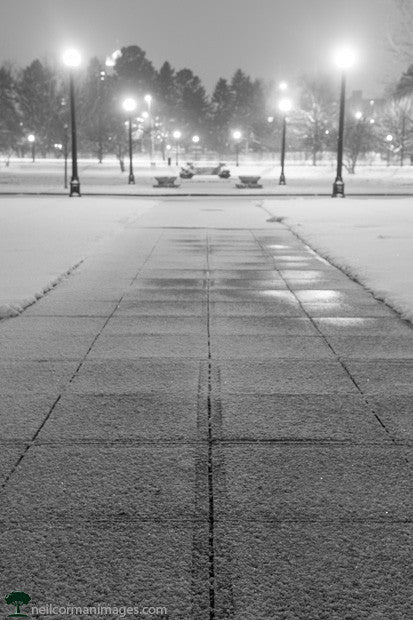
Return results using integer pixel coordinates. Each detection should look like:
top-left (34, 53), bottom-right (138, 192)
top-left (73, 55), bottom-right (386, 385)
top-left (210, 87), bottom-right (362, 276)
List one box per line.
top-left (262, 197), bottom-right (413, 322)
top-left (0, 196), bottom-right (155, 318)
top-left (1, 158), bottom-right (413, 194)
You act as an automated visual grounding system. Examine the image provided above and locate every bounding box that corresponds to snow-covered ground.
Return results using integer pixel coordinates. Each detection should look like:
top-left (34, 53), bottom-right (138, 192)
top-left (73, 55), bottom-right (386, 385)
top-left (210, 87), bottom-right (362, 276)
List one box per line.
top-left (1, 158), bottom-right (413, 194)
top-left (0, 197), bottom-right (155, 318)
top-left (262, 197), bottom-right (413, 322)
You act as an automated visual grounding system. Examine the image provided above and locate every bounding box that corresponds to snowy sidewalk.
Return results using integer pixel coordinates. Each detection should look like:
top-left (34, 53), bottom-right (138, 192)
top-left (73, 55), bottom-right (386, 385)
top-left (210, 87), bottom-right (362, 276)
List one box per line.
top-left (0, 200), bottom-right (411, 619)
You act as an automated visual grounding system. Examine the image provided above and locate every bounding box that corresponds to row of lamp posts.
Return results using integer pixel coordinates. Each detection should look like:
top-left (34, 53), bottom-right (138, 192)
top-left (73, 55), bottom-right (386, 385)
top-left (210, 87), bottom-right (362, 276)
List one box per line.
top-left (62, 46), bottom-right (356, 198)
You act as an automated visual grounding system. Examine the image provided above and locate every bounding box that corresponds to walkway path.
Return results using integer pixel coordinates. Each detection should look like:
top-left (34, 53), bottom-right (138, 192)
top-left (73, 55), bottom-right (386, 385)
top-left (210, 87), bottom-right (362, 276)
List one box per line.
top-left (0, 199), bottom-right (411, 619)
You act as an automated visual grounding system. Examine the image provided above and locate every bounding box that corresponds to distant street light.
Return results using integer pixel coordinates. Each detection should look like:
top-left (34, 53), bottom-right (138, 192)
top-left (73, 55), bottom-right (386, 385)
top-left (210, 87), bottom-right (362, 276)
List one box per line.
top-left (232, 130), bottom-right (242, 166)
top-left (279, 81), bottom-right (288, 91)
top-left (122, 97), bottom-right (137, 184)
top-left (278, 98), bottom-right (292, 185)
top-left (27, 134), bottom-right (35, 162)
top-left (355, 111), bottom-right (363, 121)
top-left (332, 46), bottom-right (356, 198)
top-left (173, 130), bottom-right (181, 165)
top-left (63, 49), bottom-right (81, 197)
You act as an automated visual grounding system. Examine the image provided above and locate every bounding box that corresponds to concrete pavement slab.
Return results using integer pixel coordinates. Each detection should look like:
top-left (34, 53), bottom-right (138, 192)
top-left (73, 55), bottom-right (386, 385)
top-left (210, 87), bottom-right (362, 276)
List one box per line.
top-left (0, 447), bottom-right (26, 484)
top-left (367, 395), bottom-right (413, 441)
top-left (210, 316), bottom-right (318, 335)
top-left (210, 335), bottom-right (334, 359)
top-left (23, 299), bottom-right (119, 317)
top-left (0, 361), bottom-right (78, 393)
top-left (344, 360), bottom-right (413, 394)
top-left (0, 392), bottom-right (58, 439)
top-left (104, 316), bottom-right (206, 335)
top-left (0, 522), bottom-right (210, 620)
top-left (210, 301), bottom-right (305, 317)
top-left (210, 277), bottom-right (287, 289)
top-left (213, 522), bottom-right (412, 620)
top-left (116, 300), bottom-right (206, 316)
top-left (0, 444), bottom-right (207, 522)
top-left (39, 393), bottom-right (204, 441)
top-left (88, 334), bottom-right (208, 359)
top-left (300, 302), bottom-right (396, 318)
top-left (212, 394), bottom-right (387, 441)
top-left (328, 335), bottom-right (413, 359)
top-left (217, 360), bottom-right (358, 394)
top-left (0, 334), bottom-right (97, 360)
top-left (122, 289), bottom-right (207, 301)
top-left (213, 445), bottom-right (411, 520)
top-left (68, 359), bottom-right (203, 394)
top-left (314, 317), bottom-right (413, 336)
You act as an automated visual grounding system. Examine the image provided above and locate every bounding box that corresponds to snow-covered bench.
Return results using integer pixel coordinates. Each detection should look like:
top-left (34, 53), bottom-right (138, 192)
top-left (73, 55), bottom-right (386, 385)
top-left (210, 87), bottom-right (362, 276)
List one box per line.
top-left (236, 175), bottom-right (262, 189)
top-left (153, 176), bottom-right (180, 188)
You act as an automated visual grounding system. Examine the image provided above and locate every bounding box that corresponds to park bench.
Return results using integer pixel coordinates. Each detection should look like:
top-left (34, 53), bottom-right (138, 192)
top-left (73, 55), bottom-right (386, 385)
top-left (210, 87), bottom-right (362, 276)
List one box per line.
top-left (153, 176), bottom-right (180, 188)
top-left (236, 175), bottom-right (263, 189)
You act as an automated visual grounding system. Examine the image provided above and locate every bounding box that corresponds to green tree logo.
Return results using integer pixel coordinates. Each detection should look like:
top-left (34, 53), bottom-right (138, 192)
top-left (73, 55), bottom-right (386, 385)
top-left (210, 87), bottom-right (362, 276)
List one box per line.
top-left (4, 591), bottom-right (31, 617)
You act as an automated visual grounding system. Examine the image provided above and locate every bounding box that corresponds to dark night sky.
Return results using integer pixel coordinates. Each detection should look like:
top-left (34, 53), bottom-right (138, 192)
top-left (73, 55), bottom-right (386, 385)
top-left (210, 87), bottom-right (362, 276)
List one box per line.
top-left (0, 0), bottom-right (406, 97)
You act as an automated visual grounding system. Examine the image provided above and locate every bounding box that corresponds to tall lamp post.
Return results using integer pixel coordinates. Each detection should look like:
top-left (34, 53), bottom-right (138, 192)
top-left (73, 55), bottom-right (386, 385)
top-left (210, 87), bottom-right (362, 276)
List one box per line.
top-left (385, 134), bottom-right (393, 167)
top-left (192, 135), bottom-right (200, 160)
top-left (173, 130), bottom-right (181, 166)
top-left (63, 49), bottom-right (81, 197)
top-left (332, 47), bottom-right (356, 198)
top-left (27, 134), bottom-right (36, 162)
top-left (122, 97), bottom-right (137, 184)
top-left (144, 94), bottom-right (155, 165)
top-left (278, 98), bottom-right (292, 185)
top-left (63, 123), bottom-right (69, 188)
top-left (232, 130), bottom-right (242, 166)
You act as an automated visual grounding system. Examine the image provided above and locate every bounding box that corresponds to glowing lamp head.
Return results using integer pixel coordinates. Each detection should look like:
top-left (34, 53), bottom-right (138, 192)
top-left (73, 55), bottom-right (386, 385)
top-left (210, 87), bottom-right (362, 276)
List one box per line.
top-left (173, 130), bottom-right (181, 140)
top-left (279, 81), bottom-right (288, 91)
top-left (122, 98), bottom-right (137, 113)
top-left (279, 98), bottom-right (292, 113)
top-left (27, 134), bottom-right (35, 143)
top-left (369, 118), bottom-right (375, 124)
top-left (232, 130), bottom-right (242, 140)
top-left (144, 94), bottom-right (152, 105)
top-left (334, 47), bottom-right (356, 69)
top-left (355, 111), bottom-right (363, 120)
top-left (63, 49), bottom-right (81, 67)
top-left (192, 135), bottom-right (200, 143)
top-left (142, 111), bottom-right (149, 119)
top-left (386, 134), bottom-right (393, 142)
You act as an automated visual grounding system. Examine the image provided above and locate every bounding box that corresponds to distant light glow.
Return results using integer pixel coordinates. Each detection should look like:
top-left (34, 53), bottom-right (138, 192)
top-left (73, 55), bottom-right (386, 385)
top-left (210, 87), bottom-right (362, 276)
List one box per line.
top-left (267, 116), bottom-right (274, 123)
top-left (63, 49), bottom-right (81, 67)
top-left (54, 143), bottom-right (62, 149)
top-left (173, 130), bottom-right (181, 139)
top-left (142, 111), bottom-right (149, 119)
top-left (232, 130), bottom-right (242, 140)
top-left (144, 94), bottom-right (152, 105)
top-left (386, 134), bottom-right (393, 142)
top-left (334, 47), bottom-right (356, 69)
top-left (369, 118), bottom-right (375, 124)
top-left (192, 135), bottom-right (200, 143)
top-left (27, 134), bottom-right (35, 143)
top-left (105, 49), bottom-right (121, 67)
top-left (325, 129), bottom-right (330, 135)
top-left (166, 144), bottom-right (171, 150)
top-left (355, 111), bottom-right (363, 120)
top-left (122, 98), bottom-right (137, 113)
top-left (278, 98), bottom-right (292, 113)
top-left (279, 81), bottom-right (288, 91)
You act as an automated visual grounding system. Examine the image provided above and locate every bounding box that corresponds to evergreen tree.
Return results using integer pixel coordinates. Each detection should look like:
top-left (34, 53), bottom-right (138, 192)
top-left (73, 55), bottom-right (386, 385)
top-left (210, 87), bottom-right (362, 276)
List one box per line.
top-left (17, 59), bottom-right (64, 155)
top-left (0, 65), bottom-right (21, 154)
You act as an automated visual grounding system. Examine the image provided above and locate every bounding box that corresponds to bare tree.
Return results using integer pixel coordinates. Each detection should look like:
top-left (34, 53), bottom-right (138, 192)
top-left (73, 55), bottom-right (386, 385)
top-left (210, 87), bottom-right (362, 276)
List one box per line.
top-left (387, 0), bottom-right (413, 62)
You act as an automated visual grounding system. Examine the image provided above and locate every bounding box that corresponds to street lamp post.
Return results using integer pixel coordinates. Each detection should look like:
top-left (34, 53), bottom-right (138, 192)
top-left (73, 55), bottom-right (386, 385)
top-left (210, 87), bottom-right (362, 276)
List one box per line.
top-left (144, 94), bottom-right (155, 165)
top-left (173, 130), bottom-right (181, 166)
top-left (192, 135), bottom-right (200, 160)
top-left (232, 130), bottom-right (242, 166)
top-left (278, 98), bottom-right (292, 185)
top-left (63, 124), bottom-right (69, 188)
top-left (122, 98), bottom-right (137, 184)
top-left (385, 134), bottom-right (393, 166)
top-left (332, 47), bottom-right (356, 198)
top-left (63, 49), bottom-right (81, 197)
top-left (27, 134), bottom-right (35, 162)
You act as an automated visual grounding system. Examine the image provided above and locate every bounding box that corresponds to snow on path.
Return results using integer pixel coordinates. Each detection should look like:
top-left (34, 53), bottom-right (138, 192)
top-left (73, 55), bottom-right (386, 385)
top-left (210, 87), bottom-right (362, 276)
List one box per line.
top-left (262, 197), bottom-right (413, 322)
top-left (0, 196), bottom-right (155, 318)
